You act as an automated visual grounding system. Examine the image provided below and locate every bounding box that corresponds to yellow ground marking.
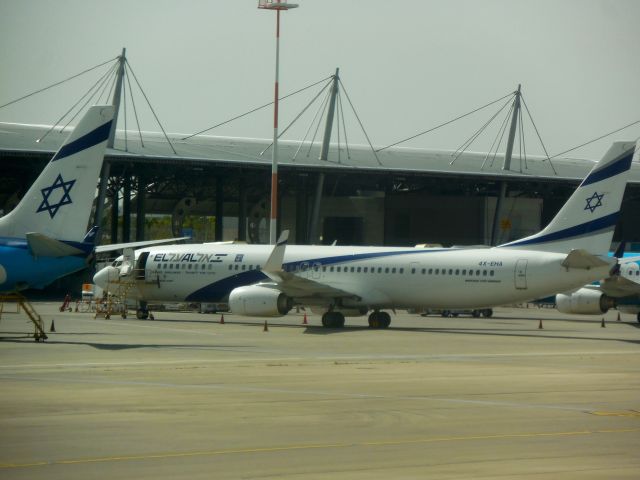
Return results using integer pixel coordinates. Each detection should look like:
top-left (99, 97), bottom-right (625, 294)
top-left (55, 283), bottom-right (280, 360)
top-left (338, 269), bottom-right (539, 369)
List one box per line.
top-left (1, 427), bottom-right (639, 470)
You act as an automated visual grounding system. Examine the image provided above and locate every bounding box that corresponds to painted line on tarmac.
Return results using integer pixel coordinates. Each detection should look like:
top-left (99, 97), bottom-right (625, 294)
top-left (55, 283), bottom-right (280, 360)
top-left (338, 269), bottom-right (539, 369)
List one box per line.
top-left (0, 373), bottom-right (606, 413)
top-left (1, 349), bottom-right (638, 370)
top-left (2, 427), bottom-right (639, 470)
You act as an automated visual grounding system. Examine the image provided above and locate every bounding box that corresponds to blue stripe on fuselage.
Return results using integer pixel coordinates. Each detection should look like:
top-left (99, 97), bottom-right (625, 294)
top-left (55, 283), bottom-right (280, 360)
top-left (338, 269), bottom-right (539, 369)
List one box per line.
top-left (52, 120), bottom-right (112, 162)
top-left (185, 248), bottom-right (451, 302)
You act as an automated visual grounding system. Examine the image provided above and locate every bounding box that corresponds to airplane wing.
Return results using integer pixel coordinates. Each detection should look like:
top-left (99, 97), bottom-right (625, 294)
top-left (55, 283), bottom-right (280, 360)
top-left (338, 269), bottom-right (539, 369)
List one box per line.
top-left (260, 230), bottom-right (359, 300)
top-left (600, 275), bottom-right (640, 297)
top-left (95, 237), bottom-right (191, 254)
top-left (26, 232), bottom-right (85, 257)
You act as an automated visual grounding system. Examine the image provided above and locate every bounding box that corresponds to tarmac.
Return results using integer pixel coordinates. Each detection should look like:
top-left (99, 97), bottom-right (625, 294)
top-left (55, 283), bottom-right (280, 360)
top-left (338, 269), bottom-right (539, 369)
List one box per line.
top-left (1, 302), bottom-right (639, 479)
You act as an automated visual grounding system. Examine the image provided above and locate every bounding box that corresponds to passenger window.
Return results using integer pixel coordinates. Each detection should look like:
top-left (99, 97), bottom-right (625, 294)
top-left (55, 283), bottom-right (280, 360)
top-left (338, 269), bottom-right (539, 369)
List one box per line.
top-left (435, 268), bottom-right (439, 274)
top-left (357, 267), bottom-right (361, 273)
top-left (411, 268), bottom-right (416, 274)
top-left (391, 268), bottom-right (396, 274)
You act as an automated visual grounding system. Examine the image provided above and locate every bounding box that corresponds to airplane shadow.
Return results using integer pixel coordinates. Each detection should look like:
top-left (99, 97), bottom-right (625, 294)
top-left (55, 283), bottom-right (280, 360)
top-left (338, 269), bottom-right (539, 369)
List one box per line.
top-left (301, 323), bottom-right (640, 345)
top-left (0, 335), bottom-right (256, 351)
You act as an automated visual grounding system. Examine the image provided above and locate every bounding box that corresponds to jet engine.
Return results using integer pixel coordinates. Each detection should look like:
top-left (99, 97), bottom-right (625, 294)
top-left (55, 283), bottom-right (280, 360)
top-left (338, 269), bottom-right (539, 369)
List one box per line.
top-left (555, 288), bottom-right (616, 315)
top-left (228, 285), bottom-right (293, 317)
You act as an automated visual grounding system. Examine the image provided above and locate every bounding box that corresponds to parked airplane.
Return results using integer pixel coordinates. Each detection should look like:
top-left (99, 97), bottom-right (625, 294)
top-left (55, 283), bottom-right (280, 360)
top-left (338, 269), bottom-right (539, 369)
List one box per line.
top-left (0, 105), bottom-right (114, 292)
top-left (94, 141), bottom-right (637, 328)
top-left (556, 249), bottom-right (640, 321)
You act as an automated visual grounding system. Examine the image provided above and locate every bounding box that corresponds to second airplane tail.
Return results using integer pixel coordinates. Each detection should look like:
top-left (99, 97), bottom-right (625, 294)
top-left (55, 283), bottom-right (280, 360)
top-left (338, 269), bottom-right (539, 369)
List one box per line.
top-left (499, 141), bottom-right (636, 254)
top-left (0, 105), bottom-right (114, 242)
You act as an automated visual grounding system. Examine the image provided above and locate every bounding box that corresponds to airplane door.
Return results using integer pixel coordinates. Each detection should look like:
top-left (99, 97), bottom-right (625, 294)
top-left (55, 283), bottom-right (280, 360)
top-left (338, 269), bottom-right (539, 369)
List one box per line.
top-left (515, 259), bottom-right (528, 289)
top-left (311, 261), bottom-right (322, 280)
top-left (136, 252), bottom-right (150, 280)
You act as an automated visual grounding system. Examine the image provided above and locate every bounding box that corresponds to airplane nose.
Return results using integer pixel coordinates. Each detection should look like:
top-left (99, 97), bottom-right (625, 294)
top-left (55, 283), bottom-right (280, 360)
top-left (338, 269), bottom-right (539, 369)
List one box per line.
top-left (93, 266), bottom-right (119, 289)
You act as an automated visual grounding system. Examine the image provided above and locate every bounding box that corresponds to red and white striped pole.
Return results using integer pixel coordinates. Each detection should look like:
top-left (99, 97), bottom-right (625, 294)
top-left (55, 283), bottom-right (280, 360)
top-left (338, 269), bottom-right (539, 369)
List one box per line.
top-left (259, 0), bottom-right (298, 244)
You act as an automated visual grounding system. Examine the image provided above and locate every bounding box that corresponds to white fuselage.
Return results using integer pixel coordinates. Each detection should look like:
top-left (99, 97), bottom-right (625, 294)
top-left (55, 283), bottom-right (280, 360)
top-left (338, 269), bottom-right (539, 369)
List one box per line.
top-left (103, 244), bottom-right (611, 311)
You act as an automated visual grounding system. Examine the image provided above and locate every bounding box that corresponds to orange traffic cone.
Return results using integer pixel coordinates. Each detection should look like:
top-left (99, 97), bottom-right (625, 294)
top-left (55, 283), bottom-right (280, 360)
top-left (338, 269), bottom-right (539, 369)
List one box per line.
top-left (50, 320), bottom-right (56, 332)
top-left (538, 319), bottom-right (543, 329)
top-left (302, 313), bottom-right (308, 325)
top-left (601, 317), bottom-right (606, 328)
top-left (263, 320), bottom-right (269, 332)
top-left (220, 314), bottom-right (225, 324)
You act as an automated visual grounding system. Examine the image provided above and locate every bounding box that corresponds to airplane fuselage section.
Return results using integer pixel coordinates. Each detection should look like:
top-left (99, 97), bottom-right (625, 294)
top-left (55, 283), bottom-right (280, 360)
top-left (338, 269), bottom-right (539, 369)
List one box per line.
top-left (0, 241), bottom-right (87, 291)
top-left (128, 244), bottom-right (609, 310)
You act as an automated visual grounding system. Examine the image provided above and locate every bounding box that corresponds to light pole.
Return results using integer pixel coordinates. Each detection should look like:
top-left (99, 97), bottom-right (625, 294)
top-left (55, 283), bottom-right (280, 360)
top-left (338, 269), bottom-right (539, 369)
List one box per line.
top-left (258, 0), bottom-right (298, 244)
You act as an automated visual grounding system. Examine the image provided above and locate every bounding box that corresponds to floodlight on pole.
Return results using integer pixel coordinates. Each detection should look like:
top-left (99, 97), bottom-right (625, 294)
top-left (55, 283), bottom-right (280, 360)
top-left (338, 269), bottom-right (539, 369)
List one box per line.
top-left (258, 0), bottom-right (298, 244)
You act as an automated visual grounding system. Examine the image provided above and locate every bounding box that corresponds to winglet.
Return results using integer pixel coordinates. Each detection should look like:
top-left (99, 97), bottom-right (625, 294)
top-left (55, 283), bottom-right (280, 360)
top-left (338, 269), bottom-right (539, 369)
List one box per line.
top-left (263, 230), bottom-right (289, 278)
top-left (610, 241), bottom-right (626, 276)
top-left (613, 241), bottom-right (626, 259)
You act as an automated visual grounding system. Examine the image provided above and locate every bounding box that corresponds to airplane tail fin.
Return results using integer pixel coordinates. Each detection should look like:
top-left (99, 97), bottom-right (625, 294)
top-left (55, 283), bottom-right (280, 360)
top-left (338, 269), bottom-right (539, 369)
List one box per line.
top-left (0, 105), bottom-right (114, 242)
top-left (499, 141), bottom-right (636, 254)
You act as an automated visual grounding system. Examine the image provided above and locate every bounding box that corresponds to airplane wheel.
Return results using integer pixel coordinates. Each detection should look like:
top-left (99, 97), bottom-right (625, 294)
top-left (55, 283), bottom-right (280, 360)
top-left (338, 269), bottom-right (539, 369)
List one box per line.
top-left (483, 309), bottom-right (493, 318)
top-left (637, 312), bottom-right (640, 323)
top-left (136, 309), bottom-right (149, 320)
top-left (322, 312), bottom-right (345, 328)
top-left (369, 312), bottom-right (390, 329)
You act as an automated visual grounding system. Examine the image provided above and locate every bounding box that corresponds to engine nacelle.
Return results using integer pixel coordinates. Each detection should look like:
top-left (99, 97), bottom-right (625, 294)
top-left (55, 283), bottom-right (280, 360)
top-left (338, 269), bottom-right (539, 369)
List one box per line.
top-left (556, 288), bottom-right (616, 315)
top-left (228, 285), bottom-right (292, 317)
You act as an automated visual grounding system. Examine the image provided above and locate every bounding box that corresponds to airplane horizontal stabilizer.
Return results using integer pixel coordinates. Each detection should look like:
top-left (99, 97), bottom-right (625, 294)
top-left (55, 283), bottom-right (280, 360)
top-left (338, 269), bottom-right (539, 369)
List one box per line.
top-left (26, 232), bottom-right (85, 257)
top-left (561, 249), bottom-right (612, 269)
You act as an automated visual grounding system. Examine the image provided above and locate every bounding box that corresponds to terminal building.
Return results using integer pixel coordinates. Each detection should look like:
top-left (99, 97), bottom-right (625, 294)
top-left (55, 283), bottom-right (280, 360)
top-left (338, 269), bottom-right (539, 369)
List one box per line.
top-left (2, 122), bottom-right (639, 251)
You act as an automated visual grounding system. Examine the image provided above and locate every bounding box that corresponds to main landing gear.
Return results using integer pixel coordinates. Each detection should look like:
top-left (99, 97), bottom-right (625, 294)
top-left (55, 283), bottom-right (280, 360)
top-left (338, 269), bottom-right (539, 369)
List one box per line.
top-left (321, 311), bottom-right (345, 328)
top-left (320, 309), bottom-right (392, 329)
top-left (368, 311), bottom-right (391, 329)
top-left (135, 302), bottom-right (154, 320)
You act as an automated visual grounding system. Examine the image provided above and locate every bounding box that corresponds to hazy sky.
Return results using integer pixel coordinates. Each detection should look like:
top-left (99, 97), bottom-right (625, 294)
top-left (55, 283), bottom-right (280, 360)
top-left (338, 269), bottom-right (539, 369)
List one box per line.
top-left (1, 0), bottom-right (639, 160)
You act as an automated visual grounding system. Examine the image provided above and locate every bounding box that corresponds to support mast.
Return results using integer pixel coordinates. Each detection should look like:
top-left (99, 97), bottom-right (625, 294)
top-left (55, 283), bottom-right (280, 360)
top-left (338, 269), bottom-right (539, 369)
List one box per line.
top-left (490, 84), bottom-right (521, 246)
